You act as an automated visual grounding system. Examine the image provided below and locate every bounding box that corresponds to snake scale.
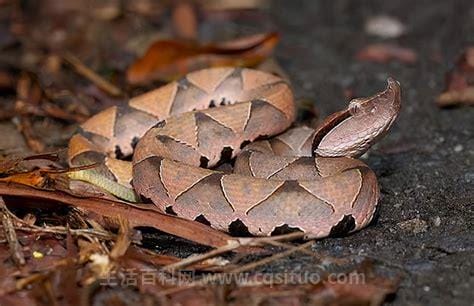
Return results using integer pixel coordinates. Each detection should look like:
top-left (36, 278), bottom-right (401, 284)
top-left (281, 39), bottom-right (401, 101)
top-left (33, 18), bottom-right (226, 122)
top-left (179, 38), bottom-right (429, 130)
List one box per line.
top-left (68, 67), bottom-right (401, 238)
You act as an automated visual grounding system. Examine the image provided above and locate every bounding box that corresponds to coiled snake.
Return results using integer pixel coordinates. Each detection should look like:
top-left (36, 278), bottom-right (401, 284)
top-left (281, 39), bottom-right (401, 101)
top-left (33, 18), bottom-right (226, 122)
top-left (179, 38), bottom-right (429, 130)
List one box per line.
top-left (68, 68), bottom-right (401, 238)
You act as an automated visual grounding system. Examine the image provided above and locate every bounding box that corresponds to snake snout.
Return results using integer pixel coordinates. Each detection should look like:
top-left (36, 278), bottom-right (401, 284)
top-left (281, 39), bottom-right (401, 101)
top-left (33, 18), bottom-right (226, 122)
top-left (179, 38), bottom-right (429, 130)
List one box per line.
top-left (312, 78), bottom-right (401, 158)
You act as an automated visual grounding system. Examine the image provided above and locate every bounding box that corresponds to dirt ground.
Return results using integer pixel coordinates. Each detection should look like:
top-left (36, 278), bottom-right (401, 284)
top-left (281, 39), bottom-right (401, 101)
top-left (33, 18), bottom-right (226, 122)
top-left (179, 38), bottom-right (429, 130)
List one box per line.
top-left (262, 1), bottom-right (473, 305)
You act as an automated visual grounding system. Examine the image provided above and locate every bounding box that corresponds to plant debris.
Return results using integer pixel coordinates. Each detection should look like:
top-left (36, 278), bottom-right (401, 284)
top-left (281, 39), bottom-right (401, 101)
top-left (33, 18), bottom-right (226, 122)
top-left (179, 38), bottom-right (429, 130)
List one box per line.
top-left (356, 43), bottom-right (417, 64)
top-left (437, 46), bottom-right (474, 107)
top-left (127, 32), bottom-right (279, 84)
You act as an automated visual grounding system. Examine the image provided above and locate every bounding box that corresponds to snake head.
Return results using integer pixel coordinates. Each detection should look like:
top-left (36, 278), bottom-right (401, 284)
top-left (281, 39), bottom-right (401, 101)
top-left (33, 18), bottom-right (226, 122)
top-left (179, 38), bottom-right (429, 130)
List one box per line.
top-left (312, 78), bottom-right (401, 158)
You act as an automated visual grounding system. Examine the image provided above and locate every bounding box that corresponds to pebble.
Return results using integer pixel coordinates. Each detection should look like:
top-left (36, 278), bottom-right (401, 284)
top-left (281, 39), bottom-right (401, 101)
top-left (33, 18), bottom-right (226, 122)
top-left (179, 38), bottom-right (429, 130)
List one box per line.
top-left (365, 15), bottom-right (406, 38)
top-left (432, 216), bottom-right (441, 227)
top-left (453, 144), bottom-right (463, 152)
top-left (398, 218), bottom-right (428, 234)
top-left (465, 172), bottom-right (474, 183)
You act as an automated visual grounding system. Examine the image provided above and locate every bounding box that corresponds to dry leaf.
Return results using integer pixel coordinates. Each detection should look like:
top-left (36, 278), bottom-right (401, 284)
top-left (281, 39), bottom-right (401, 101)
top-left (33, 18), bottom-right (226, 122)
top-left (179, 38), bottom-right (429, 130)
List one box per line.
top-left (201, 0), bottom-right (269, 11)
top-left (109, 217), bottom-right (132, 260)
top-left (172, 1), bottom-right (198, 40)
top-left (437, 46), bottom-right (474, 107)
top-left (0, 153), bottom-right (63, 188)
top-left (127, 32), bottom-right (279, 84)
top-left (356, 43), bottom-right (417, 64)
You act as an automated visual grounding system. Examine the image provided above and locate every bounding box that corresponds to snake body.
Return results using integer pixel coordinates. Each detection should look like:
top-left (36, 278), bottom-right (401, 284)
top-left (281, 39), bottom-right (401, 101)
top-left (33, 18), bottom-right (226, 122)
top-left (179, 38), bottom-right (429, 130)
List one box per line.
top-left (68, 68), bottom-right (401, 238)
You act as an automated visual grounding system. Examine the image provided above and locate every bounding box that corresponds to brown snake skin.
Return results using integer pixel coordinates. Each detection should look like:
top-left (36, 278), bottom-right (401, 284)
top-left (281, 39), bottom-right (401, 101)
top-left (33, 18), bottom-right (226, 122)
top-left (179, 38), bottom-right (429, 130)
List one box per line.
top-left (68, 67), bottom-right (401, 238)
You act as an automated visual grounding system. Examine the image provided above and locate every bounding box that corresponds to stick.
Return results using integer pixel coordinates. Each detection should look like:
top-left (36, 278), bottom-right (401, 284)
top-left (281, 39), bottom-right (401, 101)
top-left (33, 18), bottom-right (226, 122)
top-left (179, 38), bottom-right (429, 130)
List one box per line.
top-left (162, 240), bottom-right (240, 272)
top-left (157, 240), bottom-right (315, 296)
top-left (162, 232), bottom-right (308, 272)
top-left (0, 196), bottom-right (25, 266)
top-left (227, 240), bottom-right (315, 274)
top-left (63, 52), bottom-right (123, 97)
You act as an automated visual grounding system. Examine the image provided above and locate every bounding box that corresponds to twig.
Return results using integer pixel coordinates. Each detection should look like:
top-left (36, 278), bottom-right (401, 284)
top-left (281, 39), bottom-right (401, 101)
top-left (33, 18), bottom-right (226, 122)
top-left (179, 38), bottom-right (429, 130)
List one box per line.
top-left (0, 196), bottom-right (25, 266)
top-left (263, 239), bottom-right (322, 258)
top-left (15, 272), bottom-right (49, 291)
top-left (241, 232), bottom-right (306, 245)
top-left (14, 226), bottom-right (123, 242)
top-left (0, 203), bottom-right (137, 243)
top-left (227, 240), bottom-right (315, 274)
top-left (157, 240), bottom-right (315, 297)
top-left (162, 232), bottom-right (307, 272)
top-left (162, 240), bottom-right (240, 272)
top-left (109, 217), bottom-right (131, 259)
top-left (63, 52), bottom-right (123, 97)
top-left (13, 116), bottom-right (45, 153)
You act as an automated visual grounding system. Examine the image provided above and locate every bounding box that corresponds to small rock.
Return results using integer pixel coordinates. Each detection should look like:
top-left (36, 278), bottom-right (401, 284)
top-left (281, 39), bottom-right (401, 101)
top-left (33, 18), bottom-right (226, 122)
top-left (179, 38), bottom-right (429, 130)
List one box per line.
top-left (398, 218), bottom-right (428, 234)
top-left (202, 257), bottom-right (230, 267)
top-left (360, 151), bottom-right (370, 160)
top-left (365, 15), bottom-right (406, 38)
top-left (465, 172), bottom-right (474, 183)
top-left (453, 144), bottom-right (463, 152)
top-left (432, 216), bottom-right (441, 227)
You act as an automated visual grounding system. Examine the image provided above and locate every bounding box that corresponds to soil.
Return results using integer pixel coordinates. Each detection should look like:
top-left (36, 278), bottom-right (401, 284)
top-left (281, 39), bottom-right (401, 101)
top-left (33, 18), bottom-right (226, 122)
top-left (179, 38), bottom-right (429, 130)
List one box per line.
top-left (140, 1), bottom-right (474, 304)
top-left (264, 1), bottom-right (473, 305)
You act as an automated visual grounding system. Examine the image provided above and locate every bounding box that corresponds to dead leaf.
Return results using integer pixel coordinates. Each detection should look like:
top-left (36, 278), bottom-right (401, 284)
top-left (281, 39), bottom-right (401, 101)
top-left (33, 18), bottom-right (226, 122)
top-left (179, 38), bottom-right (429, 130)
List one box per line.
top-left (109, 217), bottom-right (132, 260)
top-left (227, 274), bottom-right (398, 306)
top-left (437, 46), bottom-right (474, 107)
top-left (0, 153), bottom-right (64, 189)
top-left (0, 196), bottom-right (25, 266)
top-left (172, 1), bottom-right (199, 40)
top-left (437, 87), bottom-right (474, 106)
top-left (126, 32), bottom-right (279, 84)
top-left (0, 170), bottom-right (49, 187)
top-left (201, 0), bottom-right (270, 11)
top-left (356, 43), bottom-right (417, 64)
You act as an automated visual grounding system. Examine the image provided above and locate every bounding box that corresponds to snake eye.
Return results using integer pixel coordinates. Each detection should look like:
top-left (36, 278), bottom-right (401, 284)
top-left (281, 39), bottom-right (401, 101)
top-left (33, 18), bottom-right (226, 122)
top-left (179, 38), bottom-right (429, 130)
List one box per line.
top-left (349, 98), bottom-right (375, 116)
top-left (349, 98), bottom-right (366, 115)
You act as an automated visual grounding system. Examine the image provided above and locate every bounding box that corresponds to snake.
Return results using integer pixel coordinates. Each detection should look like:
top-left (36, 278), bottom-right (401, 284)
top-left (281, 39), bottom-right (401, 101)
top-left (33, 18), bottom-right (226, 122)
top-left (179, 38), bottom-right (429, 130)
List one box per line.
top-left (68, 67), bottom-right (401, 238)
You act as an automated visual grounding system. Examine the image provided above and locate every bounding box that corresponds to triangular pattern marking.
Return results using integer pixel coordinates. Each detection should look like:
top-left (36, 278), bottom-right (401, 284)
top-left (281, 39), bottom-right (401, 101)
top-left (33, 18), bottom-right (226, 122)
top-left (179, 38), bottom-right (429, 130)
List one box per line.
top-left (68, 134), bottom-right (101, 163)
top-left (202, 102), bottom-right (251, 133)
top-left (160, 159), bottom-right (213, 200)
top-left (187, 68), bottom-right (234, 94)
top-left (298, 170), bottom-right (362, 213)
top-left (105, 157), bottom-right (133, 185)
top-left (275, 126), bottom-right (315, 152)
top-left (157, 113), bottom-right (198, 148)
top-left (249, 154), bottom-right (299, 179)
top-left (221, 175), bottom-right (283, 213)
top-left (241, 69), bottom-right (282, 91)
top-left (81, 106), bottom-right (117, 139)
top-left (129, 82), bottom-right (178, 119)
